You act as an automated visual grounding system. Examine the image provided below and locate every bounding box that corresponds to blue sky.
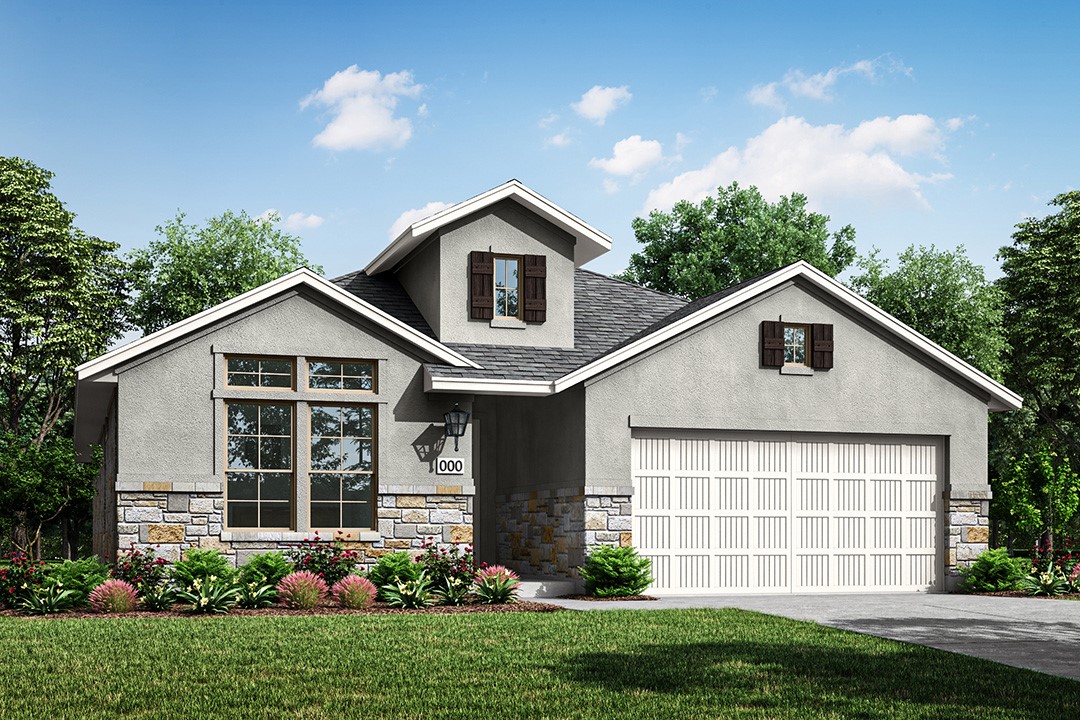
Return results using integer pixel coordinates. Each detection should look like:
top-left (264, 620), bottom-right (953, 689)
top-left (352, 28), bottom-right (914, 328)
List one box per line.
top-left (2, 2), bottom-right (1078, 281)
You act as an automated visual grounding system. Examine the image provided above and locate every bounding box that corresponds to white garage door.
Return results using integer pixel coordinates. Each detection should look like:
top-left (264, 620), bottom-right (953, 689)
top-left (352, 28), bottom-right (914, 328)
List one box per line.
top-left (631, 431), bottom-right (941, 594)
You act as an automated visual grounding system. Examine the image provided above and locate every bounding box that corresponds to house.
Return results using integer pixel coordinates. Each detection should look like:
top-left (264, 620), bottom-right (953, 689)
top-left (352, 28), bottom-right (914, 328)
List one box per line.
top-left (73, 180), bottom-right (1022, 594)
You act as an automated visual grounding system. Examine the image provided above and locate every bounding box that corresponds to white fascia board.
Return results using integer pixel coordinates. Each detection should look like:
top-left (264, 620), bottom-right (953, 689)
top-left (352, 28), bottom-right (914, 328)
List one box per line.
top-left (552, 261), bottom-right (1023, 412)
top-left (365, 180), bottom-right (612, 275)
top-left (424, 368), bottom-right (554, 396)
top-left (76, 268), bottom-right (480, 381)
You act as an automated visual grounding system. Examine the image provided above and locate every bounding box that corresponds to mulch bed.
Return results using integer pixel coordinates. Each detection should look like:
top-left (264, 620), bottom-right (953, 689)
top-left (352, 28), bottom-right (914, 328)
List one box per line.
top-left (559, 594), bottom-right (658, 601)
top-left (973, 590), bottom-right (1080, 599)
top-left (0, 599), bottom-right (564, 619)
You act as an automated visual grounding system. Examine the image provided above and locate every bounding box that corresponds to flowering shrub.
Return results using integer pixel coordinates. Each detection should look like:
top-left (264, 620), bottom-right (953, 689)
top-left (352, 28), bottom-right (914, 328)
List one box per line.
top-left (381, 572), bottom-right (434, 609)
top-left (1021, 568), bottom-right (1068, 596)
top-left (367, 551), bottom-right (421, 600)
top-left (140, 583), bottom-right (177, 611)
top-left (89, 580), bottom-right (139, 613)
top-left (0, 551), bottom-right (45, 608)
top-left (419, 538), bottom-right (474, 593)
top-left (174, 576), bottom-right (240, 614)
top-left (331, 574), bottom-right (377, 609)
top-left (20, 579), bottom-right (76, 615)
top-left (277, 571), bottom-right (328, 609)
top-left (286, 532), bottom-right (360, 586)
top-left (472, 565), bottom-right (520, 604)
top-left (111, 544), bottom-right (169, 594)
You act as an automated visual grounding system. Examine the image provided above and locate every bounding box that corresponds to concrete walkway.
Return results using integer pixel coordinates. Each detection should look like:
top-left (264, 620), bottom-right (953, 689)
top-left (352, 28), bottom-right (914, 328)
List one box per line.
top-left (544, 593), bottom-right (1080, 681)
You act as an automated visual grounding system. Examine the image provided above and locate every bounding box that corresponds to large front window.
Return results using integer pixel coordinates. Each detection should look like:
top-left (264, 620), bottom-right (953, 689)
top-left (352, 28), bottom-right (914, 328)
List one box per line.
top-left (222, 355), bottom-right (377, 532)
top-left (225, 402), bottom-right (293, 528)
top-left (310, 405), bottom-right (375, 529)
top-left (494, 256), bottom-right (520, 318)
top-left (784, 324), bottom-right (809, 366)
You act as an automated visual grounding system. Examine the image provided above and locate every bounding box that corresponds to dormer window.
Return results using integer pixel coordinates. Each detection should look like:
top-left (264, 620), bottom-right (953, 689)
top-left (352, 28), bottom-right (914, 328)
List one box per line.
top-left (783, 324), bottom-right (809, 366)
top-left (470, 251), bottom-right (547, 324)
top-left (494, 256), bottom-right (521, 319)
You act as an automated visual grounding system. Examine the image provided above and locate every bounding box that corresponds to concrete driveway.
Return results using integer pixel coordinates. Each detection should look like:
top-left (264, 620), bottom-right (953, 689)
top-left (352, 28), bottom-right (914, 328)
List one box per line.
top-left (545, 593), bottom-right (1080, 681)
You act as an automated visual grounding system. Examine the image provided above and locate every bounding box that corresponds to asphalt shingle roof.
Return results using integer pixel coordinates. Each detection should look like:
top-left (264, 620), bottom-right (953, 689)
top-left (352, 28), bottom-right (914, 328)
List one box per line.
top-left (332, 269), bottom-right (437, 340)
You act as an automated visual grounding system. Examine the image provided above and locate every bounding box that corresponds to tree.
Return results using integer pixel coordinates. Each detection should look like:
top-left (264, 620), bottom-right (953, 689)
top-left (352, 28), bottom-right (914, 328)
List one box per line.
top-left (993, 444), bottom-right (1080, 557)
top-left (0, 157), bottom-right (128, 556)
top-left (847, 245), bottom-right (1007, 381)
top-left (0, 435), bottom-right (97, 557)
top-left (991, 192), bottom-right (1080, 548)
top-left (997, 191), bottom-right (1080, 460)
top-left (618, 182), bottom-right (857, 299)
top-left (128, 210), bottom-right (324, 335)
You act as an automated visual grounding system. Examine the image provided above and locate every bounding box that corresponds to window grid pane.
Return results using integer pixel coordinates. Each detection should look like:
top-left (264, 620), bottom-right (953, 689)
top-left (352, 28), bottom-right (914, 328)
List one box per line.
top-left (783, 325), bottom-right (808, 366)
top-left (309, 404), bottom-right (375, 530)
top-left (227, 357), bottom-right (294, 389)
top-left (307, 360), bottom-right (375, 392)
top-left (226, 401), bottom-right (293, 529)
top-left (494, 256), bottom-right (520, 318)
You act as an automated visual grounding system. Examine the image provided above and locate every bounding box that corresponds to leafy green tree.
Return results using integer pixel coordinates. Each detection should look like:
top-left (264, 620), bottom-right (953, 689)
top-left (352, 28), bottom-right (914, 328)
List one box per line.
top-left (0, 435), bottom-right (97, 557)
top-left (618, 182), bottom-right (856, 299)
top-left (847, 245), bottom-right (1007, 380)
top-left (128, 210), bottom-right (324, 334)
top-left (994, 444), bottom-right (1080, 555)
top-left (0, 157), bottom-right (129, 442)
top-left (0, 157), bottom-right (127, 556)
top-left (997, 191), bottom-right (1080, 461)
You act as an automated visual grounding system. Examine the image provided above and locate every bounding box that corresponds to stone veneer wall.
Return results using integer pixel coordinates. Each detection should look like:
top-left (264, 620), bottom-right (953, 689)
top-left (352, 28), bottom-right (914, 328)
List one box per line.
top-left (495, 487), bottom-right (631, 579)
top-left (945, 491), bottom-right (990, 590)
top-left (114, 486), bottom-right (473, 567)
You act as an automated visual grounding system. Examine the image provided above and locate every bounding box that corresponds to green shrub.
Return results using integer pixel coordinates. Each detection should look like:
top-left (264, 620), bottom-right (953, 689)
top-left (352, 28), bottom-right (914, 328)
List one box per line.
top-left (959, 548), bottom-right (1027, 592)
top-left (238, 551), bottom-right (292, 586)
top-left (48, 557), bottom-right (109, 607)
top-left (579, 546), bottom-right (653, 598)
top-left (235, 581), bottom-right (277, 609)
top-left (367, 552), bottom-right (420, 600)
top-left (19, 579), bottom-right (77, 615)
top-left (139, 582), bottom-right (177, 611)
top-left (171, 549), bottom-right (234, 588)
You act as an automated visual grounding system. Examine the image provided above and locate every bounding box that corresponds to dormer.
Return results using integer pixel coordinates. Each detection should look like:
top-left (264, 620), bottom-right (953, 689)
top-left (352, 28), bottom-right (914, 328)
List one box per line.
top-left (366, 181), bottom-right (612, 349)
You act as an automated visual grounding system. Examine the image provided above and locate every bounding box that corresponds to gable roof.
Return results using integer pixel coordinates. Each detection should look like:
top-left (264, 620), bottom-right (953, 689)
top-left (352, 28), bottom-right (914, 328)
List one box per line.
top-left (425, 261), bottom-right (1023, 412)
top-left (76, 268), bottom-right (479, 384)
top-left (364, 180), bottom-right (613, 275)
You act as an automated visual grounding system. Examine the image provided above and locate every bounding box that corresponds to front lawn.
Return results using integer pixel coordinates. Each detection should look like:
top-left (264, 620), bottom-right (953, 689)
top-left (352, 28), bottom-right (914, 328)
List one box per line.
top-left (1, 608), bottom-right (1077, 719)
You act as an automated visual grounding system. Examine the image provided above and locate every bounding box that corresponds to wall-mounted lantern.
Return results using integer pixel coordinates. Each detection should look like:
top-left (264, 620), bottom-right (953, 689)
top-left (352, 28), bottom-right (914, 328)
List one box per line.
top-left (443, 404), bottom-right (470, 452)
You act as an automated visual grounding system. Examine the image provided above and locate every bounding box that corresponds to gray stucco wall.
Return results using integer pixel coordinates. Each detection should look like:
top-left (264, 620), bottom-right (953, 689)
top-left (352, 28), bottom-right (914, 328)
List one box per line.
top-left (583, 280), bottom-right (992, 496)
top-left (424, 199), bottom-right (577, 348)
top-left (395, 235), bottom-right (442, 338)
top-left (114, 289), bottom-right (474, 530)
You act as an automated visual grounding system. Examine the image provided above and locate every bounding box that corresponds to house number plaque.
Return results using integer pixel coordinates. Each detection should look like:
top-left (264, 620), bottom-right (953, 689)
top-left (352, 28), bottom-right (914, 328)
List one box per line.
top-left (436, 457), bottom-right (465, 475)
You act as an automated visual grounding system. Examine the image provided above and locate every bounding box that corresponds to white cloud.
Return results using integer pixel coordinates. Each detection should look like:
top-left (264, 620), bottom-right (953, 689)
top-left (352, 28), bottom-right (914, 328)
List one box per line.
top-left (571, 85), bottom-right (632, 125)
top-left (643, 115), bottom-right (952, 213)
top-left (546, 131), bottom-right (572, 148)
top-left (257, 209), bottom-right (324, 231)
top-left (389, 201), bottom-right (452, 240)
top-left (675, 132), bottom-right (691, 152)
top-left (748, 56), bottom-right (912, 110)
top-left (417, 103), bottom-right (429, 118)
top-left (301, 66), bottom-right (423, 151)
top-left (700, 86), bottom-right (718, 102)
top-left (538, 113), bottom-right (559, 128)
top-left (945, 114), bottom-right (977, 131)
top-left (283, 212), bottom-right (324, 231)
top-left (747, 82), bottom-right (785, 111)
top-left (603, 178), bottom-right (620, 195)
top-left (589, 135), bottom-right (664, 177)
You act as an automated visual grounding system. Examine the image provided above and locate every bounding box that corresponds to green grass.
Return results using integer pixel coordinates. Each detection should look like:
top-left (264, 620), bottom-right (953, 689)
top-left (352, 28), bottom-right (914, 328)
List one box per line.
top-left (1, 608), bottom-right (1077, 719)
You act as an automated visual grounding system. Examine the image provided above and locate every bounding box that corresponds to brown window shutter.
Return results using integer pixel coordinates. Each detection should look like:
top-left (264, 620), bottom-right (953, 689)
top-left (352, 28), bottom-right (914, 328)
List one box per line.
top-left (523, 254), bottom-right (547, 323)
top-left (761, 320), bottom-right (784, 367)
top-left (469, 251), bottom-right (494, 320)
top-left (811, 323), bottom-right (834, 369)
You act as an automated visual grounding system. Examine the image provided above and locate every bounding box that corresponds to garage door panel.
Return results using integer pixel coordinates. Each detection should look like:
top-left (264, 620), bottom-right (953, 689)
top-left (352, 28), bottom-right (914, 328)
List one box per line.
top-left (633, 432), bottom-right (942, 595)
